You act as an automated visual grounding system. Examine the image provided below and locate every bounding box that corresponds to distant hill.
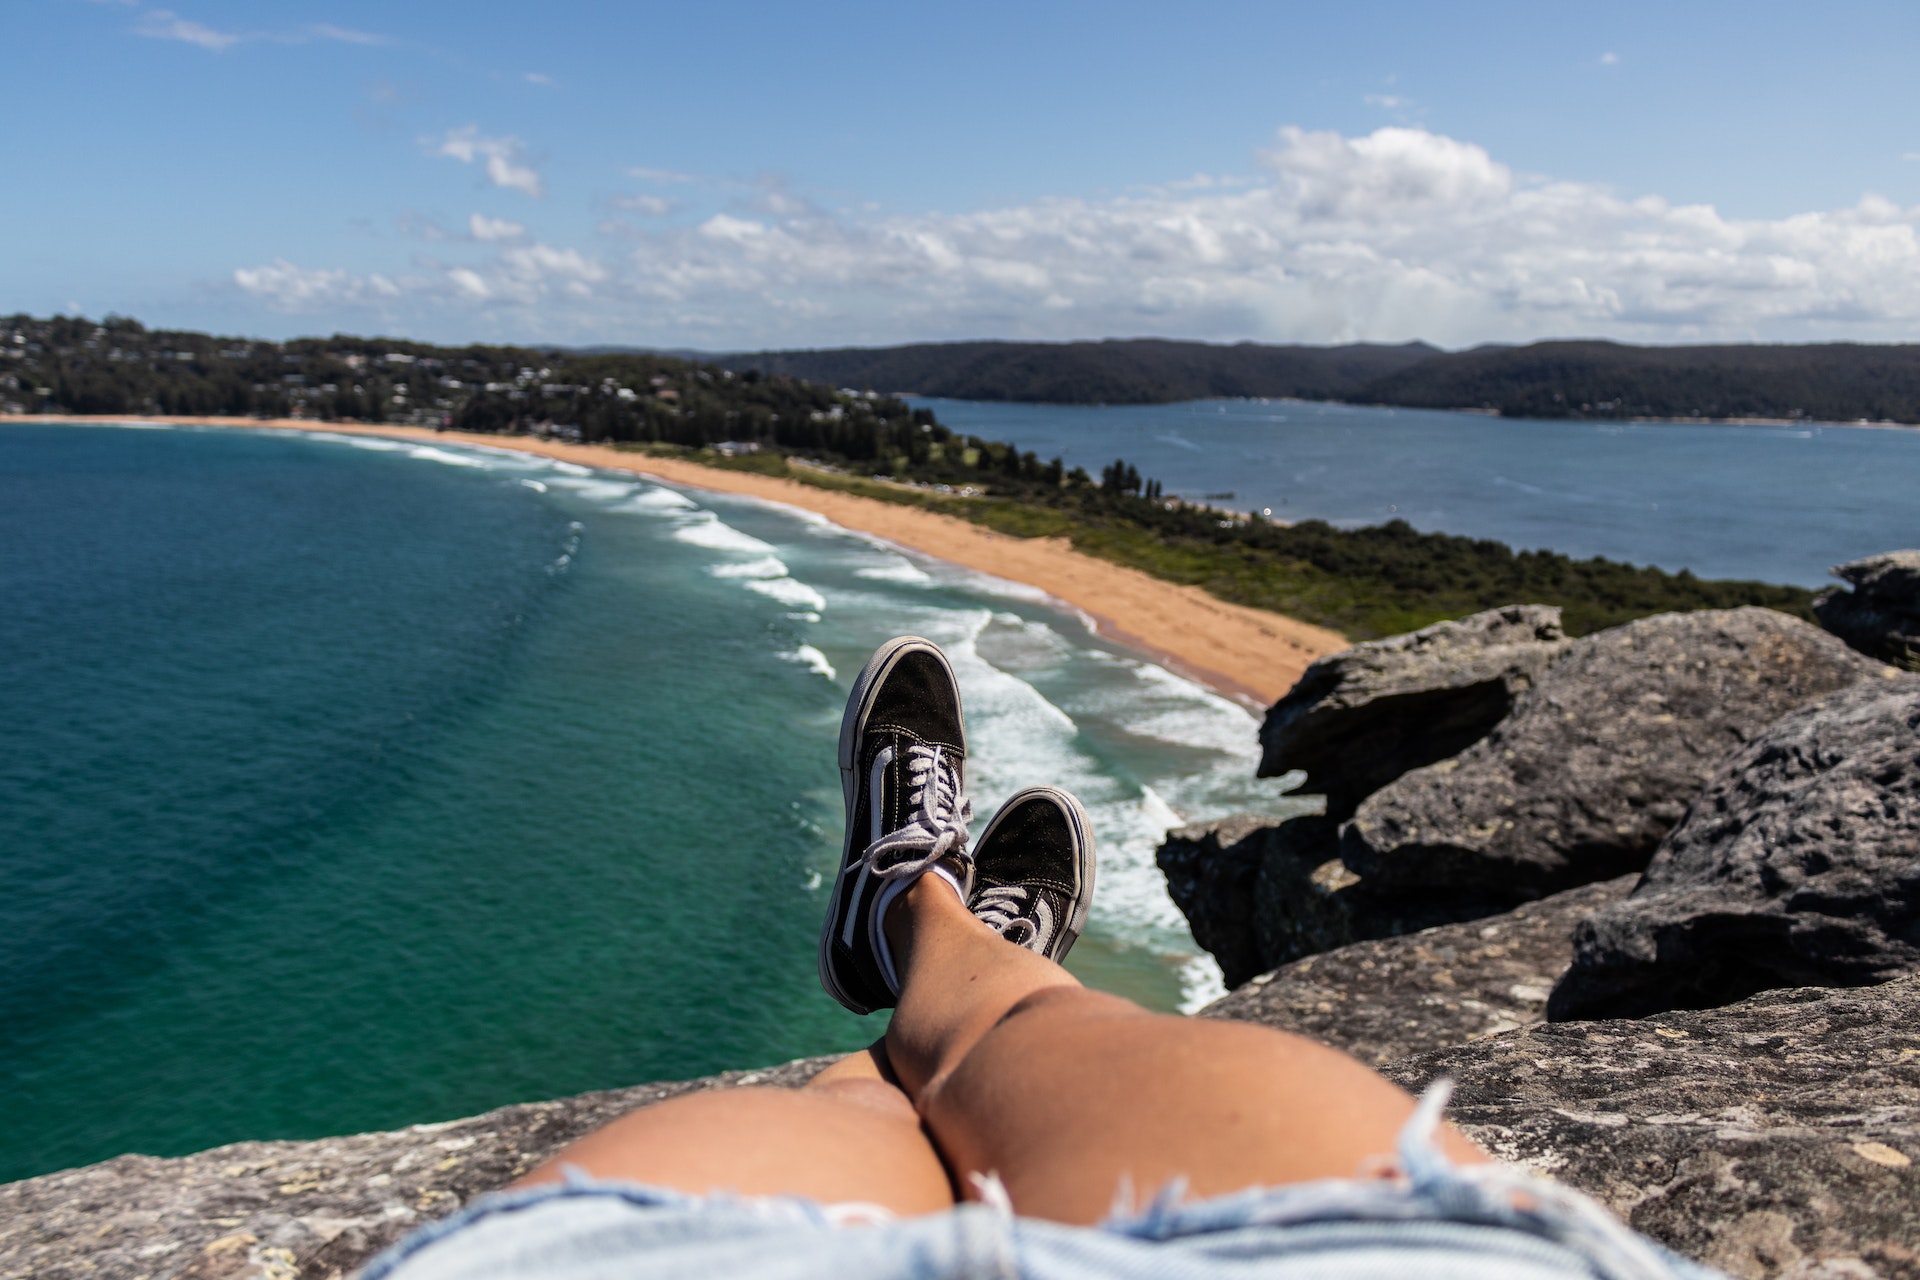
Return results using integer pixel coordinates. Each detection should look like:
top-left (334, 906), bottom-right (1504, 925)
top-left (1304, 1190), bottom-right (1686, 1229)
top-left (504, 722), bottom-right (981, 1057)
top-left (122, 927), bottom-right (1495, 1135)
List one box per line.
top-left (731, 337), bottom-right (1920, 424)
top-left (730, 339), bottom-right (1441, 405)
top-left (1364, 340), bottom-right (1920, 424)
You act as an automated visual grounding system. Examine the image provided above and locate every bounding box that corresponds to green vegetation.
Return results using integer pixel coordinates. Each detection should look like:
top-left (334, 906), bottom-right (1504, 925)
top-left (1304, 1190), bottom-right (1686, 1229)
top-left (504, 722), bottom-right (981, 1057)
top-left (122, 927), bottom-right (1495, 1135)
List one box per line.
top-left (734, 336), bottom-right (1920, 425)
top-left (733, 338), bottom-right (1439, 405)
top-left (4, 313), bottom-right (1815, 642)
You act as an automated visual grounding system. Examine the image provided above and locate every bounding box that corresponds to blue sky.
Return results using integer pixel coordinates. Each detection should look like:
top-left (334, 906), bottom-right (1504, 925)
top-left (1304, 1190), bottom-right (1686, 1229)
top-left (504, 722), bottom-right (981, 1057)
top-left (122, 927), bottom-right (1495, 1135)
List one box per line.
top-left (5, 0), bottom-right (1920, 349)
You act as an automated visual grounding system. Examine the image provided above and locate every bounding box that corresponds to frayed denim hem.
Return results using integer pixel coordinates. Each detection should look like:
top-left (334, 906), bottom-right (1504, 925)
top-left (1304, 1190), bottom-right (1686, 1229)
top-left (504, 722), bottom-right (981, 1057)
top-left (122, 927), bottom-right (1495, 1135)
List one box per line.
top-left (362, 1084), bottom-right (1725, 1280)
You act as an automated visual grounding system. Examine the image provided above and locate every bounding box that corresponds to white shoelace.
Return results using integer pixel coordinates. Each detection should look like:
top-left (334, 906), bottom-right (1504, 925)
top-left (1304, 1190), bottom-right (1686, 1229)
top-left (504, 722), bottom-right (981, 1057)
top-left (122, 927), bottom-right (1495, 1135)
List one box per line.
top-left (973, 884), bottom-right (1054, 950)
top-left (848, 743), bottom-right (974, 995)
top-left (863, 743), bottom-right (973, 882)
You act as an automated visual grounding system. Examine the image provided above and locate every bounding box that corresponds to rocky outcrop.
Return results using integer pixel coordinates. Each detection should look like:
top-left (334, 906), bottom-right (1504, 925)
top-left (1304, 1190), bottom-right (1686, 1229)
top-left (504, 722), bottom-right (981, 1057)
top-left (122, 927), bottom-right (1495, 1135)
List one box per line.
top-left (1201, 875), bottom-right (1635, 1063)
top-left (1202, 911), bottom-right (1920, 1277)
top-left (1816, 551), bottom-right (1920, 669)
top-left (1549, 673), bottom-right (1920, 1021)
top-left (0, 1056), bottom-right (832, 1280)
top-left (9, 943), bottom-right (1917, 1280)
top-left (1344, 608), bottom-right (1891, 901)
top-left (1157, 812), bottom-right (1510, 988)
top-left (1385, 975), bottom-right (1920, 1280)
top-left (1258, 605), bottom-right (1569, 820)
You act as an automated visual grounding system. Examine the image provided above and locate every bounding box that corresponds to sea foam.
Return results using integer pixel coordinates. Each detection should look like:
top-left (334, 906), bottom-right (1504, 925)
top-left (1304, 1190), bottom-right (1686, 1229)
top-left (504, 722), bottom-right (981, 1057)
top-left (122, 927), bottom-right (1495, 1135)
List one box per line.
top-left (746, 577), bottom-right (828, 612)
top-left (780, 645), bottom-right (837, 681)
top-left (671, 514), bottom-right (779, 555)
top-left (708, 556), bottom-right (789, 580)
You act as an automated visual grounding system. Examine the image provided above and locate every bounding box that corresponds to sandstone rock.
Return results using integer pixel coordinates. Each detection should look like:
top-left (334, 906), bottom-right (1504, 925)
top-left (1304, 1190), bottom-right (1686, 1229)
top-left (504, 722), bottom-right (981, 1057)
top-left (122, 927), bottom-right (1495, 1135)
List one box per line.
top-left (1816, 550), bottom-right (1920, 669)
top-left (0, 1056), bottom-right (833, 1280)
top-left (1386, 976), bottom-right (1920, 1280)
top-left (1202, 875), bottom-right (1635, 1064)
top-left (1258, 605), bottom-right (1570, 820)
top-left (1549, 673), bottom-right (1920, 1021)
top-left (1158, 813), bottom-right (1508, 987)
top-left (1344, 608), bottom-right (1892, 900)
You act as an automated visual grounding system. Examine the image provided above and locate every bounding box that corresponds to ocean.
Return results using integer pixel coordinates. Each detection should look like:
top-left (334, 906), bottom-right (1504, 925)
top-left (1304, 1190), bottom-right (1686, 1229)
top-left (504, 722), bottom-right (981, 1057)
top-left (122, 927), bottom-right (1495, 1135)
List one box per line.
top-left (0, 422), bottom-right (1301, 1183)
top-left (911, 398), bottom-right (1920, 588)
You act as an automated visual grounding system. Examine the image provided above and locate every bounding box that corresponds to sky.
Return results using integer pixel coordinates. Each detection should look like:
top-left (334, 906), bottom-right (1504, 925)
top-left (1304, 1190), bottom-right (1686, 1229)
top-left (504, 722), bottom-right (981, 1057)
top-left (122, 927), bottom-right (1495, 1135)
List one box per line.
top-left (5, 0), bottom-right (1920, 351)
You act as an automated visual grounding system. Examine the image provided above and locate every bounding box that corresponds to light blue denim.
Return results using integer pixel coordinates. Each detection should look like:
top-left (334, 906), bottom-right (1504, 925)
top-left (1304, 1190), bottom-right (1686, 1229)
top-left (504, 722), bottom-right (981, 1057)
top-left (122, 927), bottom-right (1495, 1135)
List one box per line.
top-left (363, 1086), bottom-right (1722, 1280)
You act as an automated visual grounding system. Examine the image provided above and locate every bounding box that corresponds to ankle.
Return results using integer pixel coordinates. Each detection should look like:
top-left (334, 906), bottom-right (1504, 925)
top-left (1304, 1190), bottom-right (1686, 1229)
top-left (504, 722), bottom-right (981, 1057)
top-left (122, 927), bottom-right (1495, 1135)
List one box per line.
top-left (882, 872), bottom-right (970, 972)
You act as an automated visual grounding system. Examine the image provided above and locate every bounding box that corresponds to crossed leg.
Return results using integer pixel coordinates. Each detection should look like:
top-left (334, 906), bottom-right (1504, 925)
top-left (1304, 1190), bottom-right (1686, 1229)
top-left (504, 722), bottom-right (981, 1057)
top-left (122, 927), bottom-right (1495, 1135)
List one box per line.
top-left (516, 877), bottom-right (1480, 1222)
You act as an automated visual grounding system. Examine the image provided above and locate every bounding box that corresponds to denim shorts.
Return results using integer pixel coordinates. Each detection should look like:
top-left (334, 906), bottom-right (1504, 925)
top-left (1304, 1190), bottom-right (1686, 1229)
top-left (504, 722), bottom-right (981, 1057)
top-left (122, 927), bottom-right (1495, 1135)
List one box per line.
top-left (363, 1086), bottom-right (1722, 1280)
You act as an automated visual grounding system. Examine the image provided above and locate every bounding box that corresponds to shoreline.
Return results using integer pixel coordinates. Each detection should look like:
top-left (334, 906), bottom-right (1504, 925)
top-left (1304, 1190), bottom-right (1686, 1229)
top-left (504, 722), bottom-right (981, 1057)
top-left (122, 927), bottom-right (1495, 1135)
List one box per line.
top-left (2, 414), bottom-right (1347, 706)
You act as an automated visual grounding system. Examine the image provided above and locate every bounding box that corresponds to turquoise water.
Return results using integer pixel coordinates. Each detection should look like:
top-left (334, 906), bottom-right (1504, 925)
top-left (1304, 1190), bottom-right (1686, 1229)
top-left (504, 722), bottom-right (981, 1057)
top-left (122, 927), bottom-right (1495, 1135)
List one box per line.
top-left (0, 423), bottom-right (1302, 1183)
top-left (912, 398), bottom-right (1920, 588)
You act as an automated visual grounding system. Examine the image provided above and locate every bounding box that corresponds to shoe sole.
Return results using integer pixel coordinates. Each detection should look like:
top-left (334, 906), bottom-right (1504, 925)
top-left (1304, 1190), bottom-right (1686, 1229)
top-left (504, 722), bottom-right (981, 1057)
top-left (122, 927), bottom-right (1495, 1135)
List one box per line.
top-left (972, 785), bottom-right (1097, 960)
top-left (818, 636), bottom-right (965, 1014)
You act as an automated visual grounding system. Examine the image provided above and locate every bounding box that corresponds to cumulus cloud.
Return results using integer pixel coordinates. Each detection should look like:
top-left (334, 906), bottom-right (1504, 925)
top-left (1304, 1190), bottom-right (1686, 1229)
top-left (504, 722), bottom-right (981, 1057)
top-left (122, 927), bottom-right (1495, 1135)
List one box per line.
top-left (235, 124), bottom-right (1920, 347)
top-left (430, 127), bottom-right (544, 197)
top-left (234, 260), bottom-right (400, 308)
top-left (232, 240), bottom-right (607, 312)
top-left (468, 213), bottom-right (526, 241)
top-left (590, 124), bottom-right (1920, 345)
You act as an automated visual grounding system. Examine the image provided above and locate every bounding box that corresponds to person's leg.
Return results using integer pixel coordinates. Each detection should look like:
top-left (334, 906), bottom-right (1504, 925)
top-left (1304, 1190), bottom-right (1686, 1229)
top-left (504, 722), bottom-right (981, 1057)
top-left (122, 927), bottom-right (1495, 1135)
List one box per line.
top-left (883, 876), bottom-right (1485, 1225)
top-left (511, 1041), bottom-right (955, 1216)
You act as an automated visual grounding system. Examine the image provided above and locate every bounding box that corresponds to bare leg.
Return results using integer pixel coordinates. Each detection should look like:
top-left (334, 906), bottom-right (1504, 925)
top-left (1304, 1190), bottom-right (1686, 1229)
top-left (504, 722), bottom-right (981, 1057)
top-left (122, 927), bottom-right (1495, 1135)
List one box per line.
top-left (883, 878), bottom-right (1484, 1225)
top-left (512, 1041), bottom-right (955, 1216)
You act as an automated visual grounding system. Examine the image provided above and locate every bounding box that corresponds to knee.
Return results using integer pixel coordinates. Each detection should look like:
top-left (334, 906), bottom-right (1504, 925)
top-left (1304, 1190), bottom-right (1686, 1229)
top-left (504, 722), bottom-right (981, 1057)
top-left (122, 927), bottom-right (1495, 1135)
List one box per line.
top-left (995, 984), bottom-right (1133, 1029)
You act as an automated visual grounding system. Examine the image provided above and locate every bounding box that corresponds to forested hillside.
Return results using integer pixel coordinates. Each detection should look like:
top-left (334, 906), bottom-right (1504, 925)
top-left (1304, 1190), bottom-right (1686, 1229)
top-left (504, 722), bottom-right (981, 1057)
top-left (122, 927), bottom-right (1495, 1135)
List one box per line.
top-left (1364, 340), bottom-right (1920, 423)
top-left (732, 338), bottom-right (1439, 405)
top-left (731, 335), bottom-right (1920, 423)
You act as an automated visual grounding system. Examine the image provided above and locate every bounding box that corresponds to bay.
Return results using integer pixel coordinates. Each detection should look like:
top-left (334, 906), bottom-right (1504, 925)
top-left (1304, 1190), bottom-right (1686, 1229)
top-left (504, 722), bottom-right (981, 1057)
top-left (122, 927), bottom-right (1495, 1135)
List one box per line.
top-left (911, 398), bottom-right (1920, 588)
top-left (0, 423), bottom-right (1298, 1183)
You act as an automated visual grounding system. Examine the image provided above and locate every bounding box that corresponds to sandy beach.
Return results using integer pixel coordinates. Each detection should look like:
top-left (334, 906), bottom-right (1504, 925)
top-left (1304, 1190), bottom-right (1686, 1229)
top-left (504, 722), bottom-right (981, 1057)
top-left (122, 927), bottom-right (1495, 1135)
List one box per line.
top-left (4, 415), bottom-right (1348, 704)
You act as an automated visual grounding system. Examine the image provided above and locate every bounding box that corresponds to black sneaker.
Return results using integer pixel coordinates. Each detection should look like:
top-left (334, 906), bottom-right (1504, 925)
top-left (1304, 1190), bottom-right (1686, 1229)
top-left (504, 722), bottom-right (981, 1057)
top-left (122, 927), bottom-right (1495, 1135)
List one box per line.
top-left (968, 786), bottom-right (1095, 963)
top-left (819, 637), bottom-right (975, 1015)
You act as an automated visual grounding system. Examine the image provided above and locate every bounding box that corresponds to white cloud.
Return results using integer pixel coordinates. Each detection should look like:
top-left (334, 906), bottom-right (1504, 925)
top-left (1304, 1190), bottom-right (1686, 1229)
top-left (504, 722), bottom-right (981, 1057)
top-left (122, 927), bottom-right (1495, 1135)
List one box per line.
top-left (429, 127), bottom-right (544, 197)
top-left (524, 71), bottom-right (552, 85)
top-left (1364, 94), bottom-right (1410, 109)
top-left (629, 167), bottom-right (697, 184)
top-left (232, 240), bottom-right (607, 312)
top-left (234, 260), bottom-right (400, 308)
top-left (131, 10), bottom-right (388, 51)
top-left (136, 9), bottom-right (239, 50)
top-left (582, 124), bottom-right (1920, 346)
top-left (469, 213), bottom-right (526, 241)
top-left (235, 124), bottom-right (1920, 347)
top-left (1600, 51), bottom-right (1620, 65)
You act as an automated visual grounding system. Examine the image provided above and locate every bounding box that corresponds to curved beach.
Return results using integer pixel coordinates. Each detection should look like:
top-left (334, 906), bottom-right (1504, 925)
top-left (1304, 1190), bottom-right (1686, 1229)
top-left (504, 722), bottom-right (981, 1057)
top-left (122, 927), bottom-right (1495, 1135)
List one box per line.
top-left (11, 416), bottom-right (1348, 703)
